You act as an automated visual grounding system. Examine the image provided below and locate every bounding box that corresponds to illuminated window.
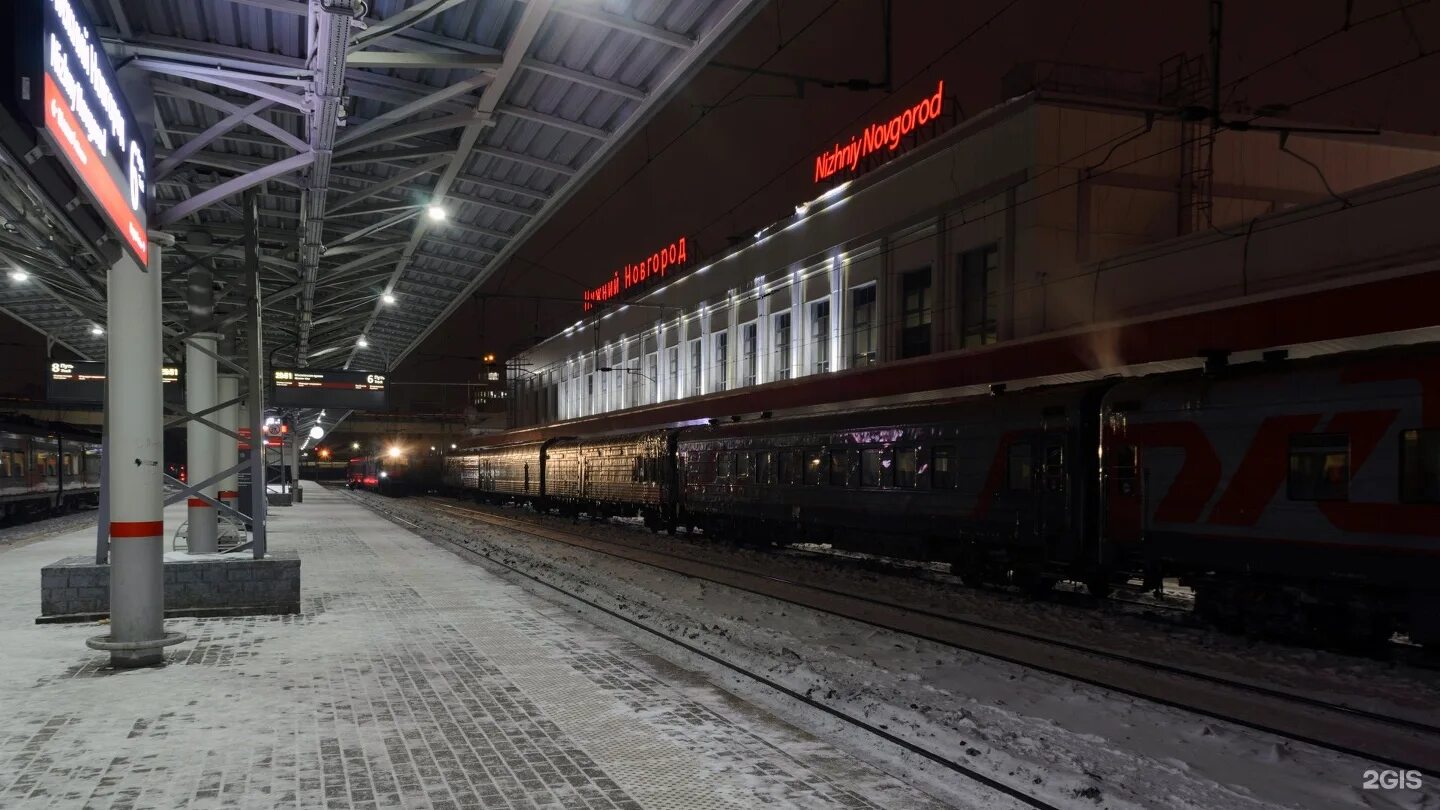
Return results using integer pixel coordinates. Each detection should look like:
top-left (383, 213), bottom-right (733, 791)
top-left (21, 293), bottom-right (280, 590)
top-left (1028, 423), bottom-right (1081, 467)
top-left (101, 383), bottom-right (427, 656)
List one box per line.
top-left (850, 284), bottom-right (877, 366)
top-left (667, 346), bottom-right (679, 401)
top-left (1288, 434), bottom-right (1349, 501)
top-left (932, 445), bottom-right (956, 489)
top-left (585, 373), bottom-right (594, 416)
top-left (689, 339), bottom-right (702, 397)
top-left (804, 449), bottom-right (824, 485)
top-left (645, 353), bottom-right (658, 403)
top-left (959, 245), bottom-right (1000, 348)
top-left (900, 267), bottom-right (932, 358)
top-left (742, 322), bottom-right (758, 387)
top-left (773, 312), bottom-right (791, 381)
top-left (487, 371), bottom-right (500, 381)
top-left (736, 450), bottom-right (752, 480)
top-left (713, 333), bottom-right (729, 392)
top-left (894, 447), bottom-right (917, 488)
top-left (811, 300), bottom-right (830, 374)
top-left (628, 358), bottom-right (641, 406)
top-left (1401, 429), bottom-right (1440, 503)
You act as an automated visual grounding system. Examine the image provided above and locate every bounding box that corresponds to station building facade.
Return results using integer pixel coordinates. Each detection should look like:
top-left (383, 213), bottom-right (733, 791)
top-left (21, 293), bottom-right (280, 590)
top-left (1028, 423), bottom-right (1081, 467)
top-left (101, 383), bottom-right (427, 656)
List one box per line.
top-left (508, 84), bottom-right (1440, 428)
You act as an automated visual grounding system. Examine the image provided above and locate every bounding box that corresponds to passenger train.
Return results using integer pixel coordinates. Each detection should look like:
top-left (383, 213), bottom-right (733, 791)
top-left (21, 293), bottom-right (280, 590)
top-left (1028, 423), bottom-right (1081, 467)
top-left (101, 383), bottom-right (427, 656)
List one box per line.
top-left (355, 345), bottom-right (1440, 648)
top-left (0, 416), bottom-right (103, 519)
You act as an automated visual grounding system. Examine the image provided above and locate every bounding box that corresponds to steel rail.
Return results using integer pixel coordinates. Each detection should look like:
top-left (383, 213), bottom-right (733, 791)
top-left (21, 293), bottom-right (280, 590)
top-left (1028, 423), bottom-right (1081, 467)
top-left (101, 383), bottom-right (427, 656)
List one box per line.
top-left (415, 495), bottom-right (1440, 775)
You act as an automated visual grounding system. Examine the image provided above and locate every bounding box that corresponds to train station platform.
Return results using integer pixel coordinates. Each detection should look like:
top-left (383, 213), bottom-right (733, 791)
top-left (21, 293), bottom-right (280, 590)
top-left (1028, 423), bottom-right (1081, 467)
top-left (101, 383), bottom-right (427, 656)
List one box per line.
top-left (0, 484), bottom-right (941, 809)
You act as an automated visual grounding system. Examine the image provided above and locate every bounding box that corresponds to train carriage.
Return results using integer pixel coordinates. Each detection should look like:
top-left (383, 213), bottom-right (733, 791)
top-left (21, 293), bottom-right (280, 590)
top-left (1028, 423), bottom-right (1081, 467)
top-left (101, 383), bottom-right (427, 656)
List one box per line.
top-left (1099, 349), bottom-right (1440, 645)
top-left (676, 384), bottom-right (1109, 590)
top-left (0, 418), bottom-right (102, 518)
top-left (543, 430), bottom-right (677, 526)
top-left (446, 442), bottom-right (547, 505)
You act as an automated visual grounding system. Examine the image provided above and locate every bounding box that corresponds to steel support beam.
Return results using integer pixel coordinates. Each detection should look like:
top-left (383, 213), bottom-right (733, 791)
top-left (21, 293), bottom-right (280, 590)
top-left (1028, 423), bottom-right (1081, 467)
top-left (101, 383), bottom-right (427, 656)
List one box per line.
top-left (157, 152), bottom-right (316, 226)
top-left (244, 191), bottom-right (268, 559)
top-left (347, 51), bottom-right (501, 69)
top-left (337, 75), bottom-right (491, 146)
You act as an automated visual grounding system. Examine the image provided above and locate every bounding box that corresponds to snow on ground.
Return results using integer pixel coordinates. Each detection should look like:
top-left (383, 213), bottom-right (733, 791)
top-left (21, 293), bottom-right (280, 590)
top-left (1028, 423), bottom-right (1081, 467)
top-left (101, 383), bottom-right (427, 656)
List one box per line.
top-left (497, 505), bottom-right (1440, 729)
top-left (361, 491), bottom-right (1440, 810)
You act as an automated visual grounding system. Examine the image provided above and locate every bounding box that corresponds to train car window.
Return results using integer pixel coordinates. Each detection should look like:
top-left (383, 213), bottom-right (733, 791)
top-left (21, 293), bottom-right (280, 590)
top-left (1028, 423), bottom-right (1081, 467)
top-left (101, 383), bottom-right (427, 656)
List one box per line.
top-left (715, 451), bottom-right (733, 483)
top-left (777, 450), bottom-right (801, 486)
top-left (932, 446), bottom-right (956, 489)
top-left (1107, 444), bottom-right (1138, 478)
top-left (1007, 443), bottom-right (1033, 491)
top-left (736, 451), bottom-right (752, 481)
top-left (895, 447), bottom-right (918, 488)
top-left (1400, 429), bottom-right (1440, 503)
top-left (828, 450), bottom-right (849, 486)
top-left (805, 450), bottom-right (824, 485)
top-left (860, 448), bottom-right (886, 487)
top-left (0, 452), bottom-right (9, 477)
top-left (756, 451), bottom-right (775, 485)
top-left (1288, 434), bottom-right (1349, 501)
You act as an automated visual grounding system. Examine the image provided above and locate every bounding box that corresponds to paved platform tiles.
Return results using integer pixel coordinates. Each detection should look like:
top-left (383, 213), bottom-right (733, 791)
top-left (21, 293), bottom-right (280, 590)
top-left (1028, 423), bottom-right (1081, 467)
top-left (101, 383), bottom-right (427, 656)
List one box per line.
top-left (0, 485), bottom-right (946, 809)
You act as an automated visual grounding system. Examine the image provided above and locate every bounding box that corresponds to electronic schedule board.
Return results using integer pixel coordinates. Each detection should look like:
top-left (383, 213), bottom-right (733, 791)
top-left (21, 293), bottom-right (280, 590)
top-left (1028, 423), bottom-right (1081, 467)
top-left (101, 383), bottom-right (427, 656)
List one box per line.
top-left (2, 0), bottom-right (150, 265)
top-left (47, 360), bottom-right (182, 404)
top-left (272, 368), bottom-right (387, 410)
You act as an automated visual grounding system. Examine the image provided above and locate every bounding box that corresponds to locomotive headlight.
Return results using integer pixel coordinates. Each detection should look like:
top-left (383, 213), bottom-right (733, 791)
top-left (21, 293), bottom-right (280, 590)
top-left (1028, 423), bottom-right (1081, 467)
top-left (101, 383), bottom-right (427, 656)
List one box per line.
top-left (388, 446), bottom-right (401, 458)
top-left (379, 471), bottom-right (388, 478)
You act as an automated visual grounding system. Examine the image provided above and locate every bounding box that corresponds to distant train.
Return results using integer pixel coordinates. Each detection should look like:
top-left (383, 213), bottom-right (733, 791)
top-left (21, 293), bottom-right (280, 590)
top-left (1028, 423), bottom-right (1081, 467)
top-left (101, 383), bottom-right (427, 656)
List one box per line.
top-left (0, 416), bottom-right (102, 519)
top-left (346, 450), bottom-right (439, 496)
top-left (362, 345), bottom-right (1440, 649)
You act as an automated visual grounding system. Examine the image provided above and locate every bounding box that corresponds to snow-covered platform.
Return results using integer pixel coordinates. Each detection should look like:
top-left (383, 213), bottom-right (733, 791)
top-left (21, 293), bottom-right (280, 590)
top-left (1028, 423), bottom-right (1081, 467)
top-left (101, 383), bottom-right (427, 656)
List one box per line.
top-left (0, 483), bottom-right (942, 809)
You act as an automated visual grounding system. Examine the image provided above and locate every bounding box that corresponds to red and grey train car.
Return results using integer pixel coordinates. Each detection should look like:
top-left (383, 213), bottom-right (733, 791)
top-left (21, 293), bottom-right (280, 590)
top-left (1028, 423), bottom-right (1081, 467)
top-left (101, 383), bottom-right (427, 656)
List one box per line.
top-left (0, 418), bottom-right (103, 519)
top-left (432, 344), bottom-right (1440, 646)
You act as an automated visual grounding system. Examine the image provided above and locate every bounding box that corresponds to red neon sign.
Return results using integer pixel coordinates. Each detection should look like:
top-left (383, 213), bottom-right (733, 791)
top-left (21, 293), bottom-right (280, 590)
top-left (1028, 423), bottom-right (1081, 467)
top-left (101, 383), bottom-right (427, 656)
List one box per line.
top-left (582, 237), bottom-right (690, 311)
top-left (43, 73), bottom-right (148, 264)
top-left (813, 80), bottom-right (945, 184)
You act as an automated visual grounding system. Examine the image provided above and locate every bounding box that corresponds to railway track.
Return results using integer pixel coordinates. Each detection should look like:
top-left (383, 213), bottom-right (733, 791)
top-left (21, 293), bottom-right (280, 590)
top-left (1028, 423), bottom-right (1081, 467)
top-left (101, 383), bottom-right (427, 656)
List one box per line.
top-left (400, 494), bottom-right (1440, 778)
top-left (342, 488), bottom-right (1059, 810)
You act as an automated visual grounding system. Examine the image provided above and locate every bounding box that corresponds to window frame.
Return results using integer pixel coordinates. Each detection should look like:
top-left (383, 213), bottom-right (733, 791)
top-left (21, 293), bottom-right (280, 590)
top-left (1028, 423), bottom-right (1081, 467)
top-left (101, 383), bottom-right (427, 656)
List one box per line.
top-left (1400, 428), bottom-right (1440, 504)
top-left (931, 444), bottom-right (956, 490)
top-left (1287, 433), bottom-right (1351, 502)
top-left (859, 447), bottom-right (887, 488)
top-left (894, 446), bottom-right (918, 488)
top-left (828, 449), bottom-right (850, 487)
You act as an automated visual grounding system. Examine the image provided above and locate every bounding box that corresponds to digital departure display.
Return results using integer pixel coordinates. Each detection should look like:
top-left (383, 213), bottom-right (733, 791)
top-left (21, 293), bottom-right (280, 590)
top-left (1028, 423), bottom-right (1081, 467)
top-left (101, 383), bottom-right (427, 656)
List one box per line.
top-left (46, 361), bottom-right (182, 404)
top-left (29, 0), bottom-right (149, 265)
top-left (271, 368), bottom-right (388, 410)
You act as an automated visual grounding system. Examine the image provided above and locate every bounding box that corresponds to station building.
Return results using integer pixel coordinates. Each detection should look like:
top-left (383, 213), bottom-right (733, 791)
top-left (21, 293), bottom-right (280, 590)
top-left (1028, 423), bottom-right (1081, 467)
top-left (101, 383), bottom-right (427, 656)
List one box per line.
top-left (508, 73), bottom-right (1440, 429)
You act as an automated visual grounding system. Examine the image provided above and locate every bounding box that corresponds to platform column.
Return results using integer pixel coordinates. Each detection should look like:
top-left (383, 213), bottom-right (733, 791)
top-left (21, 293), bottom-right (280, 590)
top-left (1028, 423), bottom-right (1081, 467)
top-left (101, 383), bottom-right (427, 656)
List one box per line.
top-left (185, 268), bottom-right (219, 553)
top-left (217, 368), bottom-right (240, 515)
top-left (95, 236), bottom-right (182, 667)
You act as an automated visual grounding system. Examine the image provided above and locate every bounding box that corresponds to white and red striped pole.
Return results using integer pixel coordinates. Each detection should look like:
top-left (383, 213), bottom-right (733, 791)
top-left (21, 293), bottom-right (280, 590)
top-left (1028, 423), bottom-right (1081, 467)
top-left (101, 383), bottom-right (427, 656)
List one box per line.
top-left (185, 268), bottom-right (218, 553)
top-left (217, 367), bottom-right (240, 515)
top-left (92, 236), bottom-right (182, 667)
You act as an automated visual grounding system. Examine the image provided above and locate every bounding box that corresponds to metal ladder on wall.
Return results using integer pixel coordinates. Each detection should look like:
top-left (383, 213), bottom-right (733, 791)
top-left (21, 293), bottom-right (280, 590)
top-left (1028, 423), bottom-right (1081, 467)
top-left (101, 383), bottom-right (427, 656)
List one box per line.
top-left (1159, 53), bottom-right (1215, 235)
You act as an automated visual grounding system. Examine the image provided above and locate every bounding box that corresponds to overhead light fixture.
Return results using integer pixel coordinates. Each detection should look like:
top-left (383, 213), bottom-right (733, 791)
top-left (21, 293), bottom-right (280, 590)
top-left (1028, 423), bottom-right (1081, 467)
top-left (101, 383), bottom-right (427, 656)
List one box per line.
top-left (351, 441), bottom-right (360, 450)
top-left (382, 293), bottom-right (396, 305)
top-left (309, 426), bottom-right (324, 440)
top-left (450, 443), bottom-right (457, 450)
top-left (388, 446), bottom-right (401, 458)
top-left (358, 336), bottom-right (369, 348)
top-left (9, 269), bottom-right (28, 282)
top-left (90, 325), bottom-right (104, 336)
top-left (426, 204), bottom-right (447, 222)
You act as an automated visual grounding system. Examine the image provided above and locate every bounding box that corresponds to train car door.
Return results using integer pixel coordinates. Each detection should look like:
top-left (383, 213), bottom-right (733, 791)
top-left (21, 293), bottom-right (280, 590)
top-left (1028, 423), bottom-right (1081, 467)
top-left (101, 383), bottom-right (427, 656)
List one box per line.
top-left (1103, 442), bottom-right (1143, 543)
top-left (1036, 433), bottom-right (1070, 560)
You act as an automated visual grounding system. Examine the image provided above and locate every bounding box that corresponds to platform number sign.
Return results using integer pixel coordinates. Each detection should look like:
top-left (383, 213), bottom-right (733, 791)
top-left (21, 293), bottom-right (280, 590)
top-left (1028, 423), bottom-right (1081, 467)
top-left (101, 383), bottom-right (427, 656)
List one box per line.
top-left (271, 368), bottom-right (388, 410)
top-left (4, 0), bottom-right (149, 265)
